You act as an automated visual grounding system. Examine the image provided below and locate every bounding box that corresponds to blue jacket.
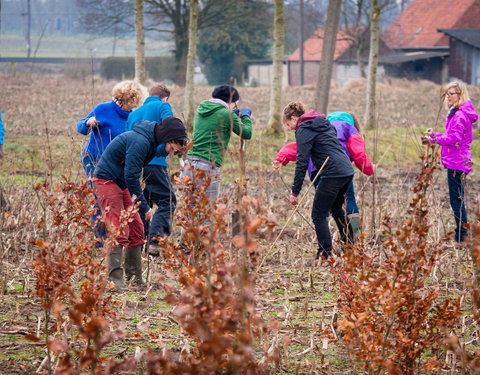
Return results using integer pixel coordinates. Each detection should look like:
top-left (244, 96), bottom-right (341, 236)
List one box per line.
top-left (94, 121), bottom-right (168, 214)
top-left (126, 96), bottom-right (173, 167)
top-left (0, 112), bottom-right (4, 145)
top-left (77, 100), bottom-right (130, 161)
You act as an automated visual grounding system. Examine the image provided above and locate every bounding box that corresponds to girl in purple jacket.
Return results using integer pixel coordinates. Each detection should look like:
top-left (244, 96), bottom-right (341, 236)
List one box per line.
top-left (425, 81), bottom-right (478, 242)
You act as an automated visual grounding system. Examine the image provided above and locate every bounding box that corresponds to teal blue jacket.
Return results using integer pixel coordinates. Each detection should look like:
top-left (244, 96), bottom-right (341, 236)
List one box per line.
top-left (126, 96), bottom-right (173, 167)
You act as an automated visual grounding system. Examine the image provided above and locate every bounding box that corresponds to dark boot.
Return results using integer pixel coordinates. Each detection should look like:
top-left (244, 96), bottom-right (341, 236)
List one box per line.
top-left (125, 246), bottom-right (145, 285)
top-left (108, 246), bottom-right (125, 291)
top-left (348, 214), bottom-right (362, 241)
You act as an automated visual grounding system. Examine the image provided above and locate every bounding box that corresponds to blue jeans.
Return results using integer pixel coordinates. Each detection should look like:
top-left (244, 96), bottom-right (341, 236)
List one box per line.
top-left (181, 158), bottom-right (220, 203)
top-left (345, 181), bottom-right (359, 215)
top-left (142, 165), bottom-right (176, 243)
top-left (312, 175), bottom-right (354, 259)
top-left (447, 169), bottom-right (468, 242)
top-left (82, 154), bottom-right (105, 242)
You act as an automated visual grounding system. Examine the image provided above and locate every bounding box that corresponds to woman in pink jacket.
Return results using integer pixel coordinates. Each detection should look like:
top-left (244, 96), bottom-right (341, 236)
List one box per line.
top-left (425, 81), bottom-right (478, 242)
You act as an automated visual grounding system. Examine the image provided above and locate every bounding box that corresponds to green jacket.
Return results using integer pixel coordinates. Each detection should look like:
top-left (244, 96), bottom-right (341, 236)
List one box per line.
top-left (187, 100), bottom-right (252, 167)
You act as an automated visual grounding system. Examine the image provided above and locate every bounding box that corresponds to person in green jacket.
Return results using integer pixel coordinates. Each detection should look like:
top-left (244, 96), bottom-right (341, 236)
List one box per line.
top-left (183, 85), bottom-right (253, 203)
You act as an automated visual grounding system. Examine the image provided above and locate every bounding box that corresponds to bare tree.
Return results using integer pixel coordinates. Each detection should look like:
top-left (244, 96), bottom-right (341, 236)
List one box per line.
top-left (25, 0), bottom-right (31, 58)
top-left (365, 0), bottom-right (380, 130)
top-left (342, 0), bottom-right (367, 78)
top-left (299, 0), bottom-right (304, 85)
top-left (183, 0), bottom-right (198, 131)
top-left (313, 0), bottom-right (342, 113)
top-left (135, 0), bottom-right (146, 84)
top-left (267, 0), bottom-right (285, 134)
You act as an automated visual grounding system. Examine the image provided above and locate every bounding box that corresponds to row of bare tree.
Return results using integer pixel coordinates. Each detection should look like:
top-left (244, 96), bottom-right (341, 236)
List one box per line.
top-left (131, 0), bottom-right (384, 133)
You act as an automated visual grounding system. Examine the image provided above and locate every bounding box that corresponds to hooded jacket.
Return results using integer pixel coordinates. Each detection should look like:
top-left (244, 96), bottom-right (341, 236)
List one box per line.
top-left (126, 96), bottom-right (174, 167)
top-left (77, 100), bottom-right (130, 161)
top-left (187, 99), bottom-right (252, 167)
top-left (292, 111), bottom-right (354, 196)
top-left (276, 112), bottom-right (374, 179)
top-left (430, 100), bottom-right (478, 174)
top-left (94, 120), bottom-right (185, 214)
top-left (327, 112), bottom-right (374, 176)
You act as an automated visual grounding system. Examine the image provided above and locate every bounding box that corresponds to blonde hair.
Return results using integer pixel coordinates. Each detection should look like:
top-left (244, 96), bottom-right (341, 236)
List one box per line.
top-left (111, 80), bottom-right (145, 110)
top-left (283, 101), bottom-right (306, 122)
top-left (444, 81), bottom-right (469, 109)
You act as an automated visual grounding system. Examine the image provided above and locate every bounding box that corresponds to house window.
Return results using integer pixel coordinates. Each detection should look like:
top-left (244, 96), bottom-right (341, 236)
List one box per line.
top-left (414, 64), bottom-right (424, 72)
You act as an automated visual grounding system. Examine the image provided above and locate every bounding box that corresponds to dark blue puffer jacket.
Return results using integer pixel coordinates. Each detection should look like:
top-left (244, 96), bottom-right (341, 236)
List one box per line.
top-left (94, 120), bottom-right (168, 214)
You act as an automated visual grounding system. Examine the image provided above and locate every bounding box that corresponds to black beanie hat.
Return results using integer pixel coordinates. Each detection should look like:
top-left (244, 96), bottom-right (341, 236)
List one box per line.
top-left (154, 116), bottom-right (188, 146)
top-left (211, 85), bottom-right (240, 103)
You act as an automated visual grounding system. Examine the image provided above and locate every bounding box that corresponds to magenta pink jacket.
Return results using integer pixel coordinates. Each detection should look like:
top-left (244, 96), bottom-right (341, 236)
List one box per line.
top-left (430, 100), bottom-right (478, 174)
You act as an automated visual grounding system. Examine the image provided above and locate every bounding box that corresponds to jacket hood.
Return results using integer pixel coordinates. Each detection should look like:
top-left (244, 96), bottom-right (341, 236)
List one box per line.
top-left (327, 112), bottom-right (354, 126)
top-left (197, 100), bottom-right (227, 117)
top-left (132, 120), bottom-right (156, 146)
top-left (144, 96), bottom-right (162, 104)
top-left (297, 114), bottom-right (332, 133)
top-left (459, 100), bottom-right (479, 123)
top-left (296, 110), bottom-right (325, 129)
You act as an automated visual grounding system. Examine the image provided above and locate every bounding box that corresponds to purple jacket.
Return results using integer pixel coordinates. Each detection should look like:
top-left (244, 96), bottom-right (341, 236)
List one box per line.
top-left (430, 100), bottom-right (478, 174)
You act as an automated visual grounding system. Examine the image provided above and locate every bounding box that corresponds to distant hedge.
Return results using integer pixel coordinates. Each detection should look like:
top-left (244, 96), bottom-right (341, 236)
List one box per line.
top-left (100, 56), bottom-right (176, 82)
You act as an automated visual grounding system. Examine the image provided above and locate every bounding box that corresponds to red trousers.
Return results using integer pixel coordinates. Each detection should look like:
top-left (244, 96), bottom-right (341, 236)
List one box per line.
top-left (93, 178), bottom-right (145, 247)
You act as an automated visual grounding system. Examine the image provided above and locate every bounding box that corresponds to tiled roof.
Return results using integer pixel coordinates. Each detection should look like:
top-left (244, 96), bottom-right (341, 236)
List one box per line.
top-left (288, 28), bottom-right (353, 61)
top-left (383, 0), bottom-right (480, 49)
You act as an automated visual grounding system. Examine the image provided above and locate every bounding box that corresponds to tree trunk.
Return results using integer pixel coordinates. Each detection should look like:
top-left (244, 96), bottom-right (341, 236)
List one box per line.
top-left (135, 0), bottom-right (146, 84)
top-left (26, 0), bottom-right (31, 58)
top-left (299, 0), bottom-right (304, 85)
top-left (313, 0), bottom-right (342, 113)
top-left (183, 0), bottom-right (199, 132)
top-left (175, 33), bottom-right (188, 86)
top-left (267, 0), bottom-right (285, 134)
top-left (356, 39), bottom-right (366, 78)
top-left (365, 0), bottom-right (380, 130)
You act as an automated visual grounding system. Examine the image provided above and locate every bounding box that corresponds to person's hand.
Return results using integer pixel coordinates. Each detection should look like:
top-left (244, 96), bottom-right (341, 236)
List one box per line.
top-left (86, 116), bottom-right (99, 127)
top-left (240, 108), bottom-right (252, 117)
top-left (425, 128), bottom-right (434, 136)
top-left (145, 209), bottom-right (153, 221)
top-left (272, 160), bottom-right (282, 171)
top-left (289, 194), bottom-right (298, 205)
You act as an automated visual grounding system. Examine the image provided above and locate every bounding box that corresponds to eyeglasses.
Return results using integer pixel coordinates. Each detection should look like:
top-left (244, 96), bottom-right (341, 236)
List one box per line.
top-left (446, 91), bottom-right (459, 97)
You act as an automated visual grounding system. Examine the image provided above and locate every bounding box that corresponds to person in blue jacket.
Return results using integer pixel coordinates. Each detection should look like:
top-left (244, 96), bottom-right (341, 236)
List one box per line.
top-left (0, 112), bottom-right (4, 158)
top-left (77, 80), bottom-right (145, 178)
top-left (77, 80), bottom-right (145, 240)
top-left (93, 117), bottom-right (188, 291)
top-left (126, 83), bottom-right (176, 255)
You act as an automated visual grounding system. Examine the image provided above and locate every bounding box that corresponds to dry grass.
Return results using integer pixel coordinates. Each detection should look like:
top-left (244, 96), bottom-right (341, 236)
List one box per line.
top-left (0, 72), bottom-right (480, 373)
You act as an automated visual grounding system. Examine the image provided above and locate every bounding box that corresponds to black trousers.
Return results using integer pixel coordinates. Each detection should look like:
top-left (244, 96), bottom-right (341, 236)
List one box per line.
top-left (311, 175), bottom-right (353, 259)
top-left (142, 165), bottom-right (176, 243)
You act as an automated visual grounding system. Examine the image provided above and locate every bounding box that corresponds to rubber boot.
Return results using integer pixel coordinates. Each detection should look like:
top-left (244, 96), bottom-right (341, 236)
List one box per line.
top-left (348, 214), bottom-right (362, 241)
top-left (108, 246), bottom-right (125, 291)
top-left (125, 246), bottom-right (145, 285)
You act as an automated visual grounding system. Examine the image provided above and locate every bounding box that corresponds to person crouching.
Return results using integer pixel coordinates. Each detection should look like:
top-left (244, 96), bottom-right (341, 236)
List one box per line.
top-left (92, 117), bottom-right (188, 291)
